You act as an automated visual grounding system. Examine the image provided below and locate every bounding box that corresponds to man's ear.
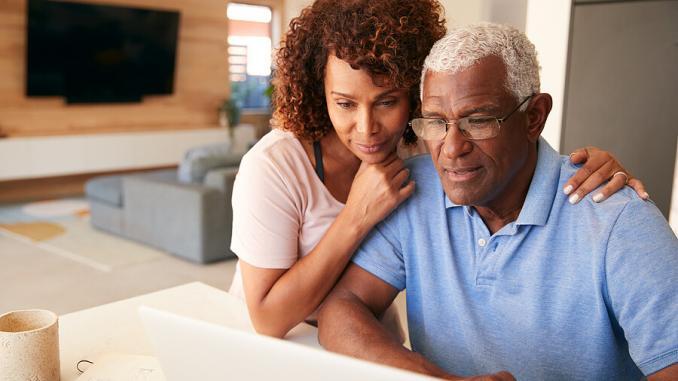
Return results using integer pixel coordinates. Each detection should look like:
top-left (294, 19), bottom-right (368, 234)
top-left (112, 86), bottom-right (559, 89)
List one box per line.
top-left (526, 93), bottom-right (552, 143)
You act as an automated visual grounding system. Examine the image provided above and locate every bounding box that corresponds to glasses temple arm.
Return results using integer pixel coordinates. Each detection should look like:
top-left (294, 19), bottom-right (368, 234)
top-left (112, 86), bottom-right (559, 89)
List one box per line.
top-left (498, 94), bottom-right (534, 123)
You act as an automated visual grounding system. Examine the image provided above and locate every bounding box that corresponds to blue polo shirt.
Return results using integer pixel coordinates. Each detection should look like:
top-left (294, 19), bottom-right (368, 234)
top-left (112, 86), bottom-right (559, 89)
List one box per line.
top-left (352, 138), bottom-right (678, 380)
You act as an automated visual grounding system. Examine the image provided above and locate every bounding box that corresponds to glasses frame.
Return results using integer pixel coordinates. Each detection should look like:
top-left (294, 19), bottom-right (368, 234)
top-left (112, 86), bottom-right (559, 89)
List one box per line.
top-left (409, 94), bottom-right (535, 141)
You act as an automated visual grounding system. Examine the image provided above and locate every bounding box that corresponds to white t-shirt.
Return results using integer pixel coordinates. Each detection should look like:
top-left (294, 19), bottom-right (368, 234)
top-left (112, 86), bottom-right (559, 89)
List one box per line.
top-left (229, 129), bottom-right (345, 299)
top-left (228, 128), bottom-right (418, 338)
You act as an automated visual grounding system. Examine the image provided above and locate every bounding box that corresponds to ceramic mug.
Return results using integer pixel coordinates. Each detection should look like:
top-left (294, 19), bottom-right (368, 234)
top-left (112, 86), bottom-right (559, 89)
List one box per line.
top-left (0, 309), bottom-right (60, 381)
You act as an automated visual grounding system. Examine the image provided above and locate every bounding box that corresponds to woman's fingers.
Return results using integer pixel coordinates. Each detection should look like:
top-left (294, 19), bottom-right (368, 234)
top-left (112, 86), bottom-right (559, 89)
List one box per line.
top-left (398, 179), bottom-right (416, 200)
top-left (566, 146), bottom-right (650, 203)
top-left (628, 177), bottom-right (650, 200)
top-left (568, 169), bottom-right (650, 203)
top-left (568, 147), bottom-right (590, 165)
top-left (564, 147), bottom-right (605, 196)
top-left (582, 173), bottom-right (650, 203)
top-left (382, 152), bottom-right (403, 170)
top-left (567, 160), bottom-right (615, 204)
top-left (588, 172), bottom-right (628, 203)
top-left (392, 167), bottom-right (411, 189)
top-left (562, 164), bottom-right (591, 197)
top-left (391, 167), bottom-right (415, 203)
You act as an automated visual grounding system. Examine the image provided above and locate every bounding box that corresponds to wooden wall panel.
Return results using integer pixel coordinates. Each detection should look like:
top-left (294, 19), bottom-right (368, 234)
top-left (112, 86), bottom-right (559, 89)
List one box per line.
top-left (0, 0), bottom-right (229, 137)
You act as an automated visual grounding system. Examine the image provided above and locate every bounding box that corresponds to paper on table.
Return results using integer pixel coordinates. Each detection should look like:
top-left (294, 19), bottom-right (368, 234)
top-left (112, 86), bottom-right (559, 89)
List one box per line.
top-left (75, 353), bottom-right (165, 381)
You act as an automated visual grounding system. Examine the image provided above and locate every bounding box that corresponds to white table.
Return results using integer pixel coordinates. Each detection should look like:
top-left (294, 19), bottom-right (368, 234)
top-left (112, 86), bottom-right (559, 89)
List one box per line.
top-left (58, 282), bottom-right (320, 381)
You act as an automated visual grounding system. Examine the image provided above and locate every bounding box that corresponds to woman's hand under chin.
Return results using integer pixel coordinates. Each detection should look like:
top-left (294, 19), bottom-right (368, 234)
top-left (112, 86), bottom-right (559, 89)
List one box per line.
top-left (343, 152), bottom-right (416, 232)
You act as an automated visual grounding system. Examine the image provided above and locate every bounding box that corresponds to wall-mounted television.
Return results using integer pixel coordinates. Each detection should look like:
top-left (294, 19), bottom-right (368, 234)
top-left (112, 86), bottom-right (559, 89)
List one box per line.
top-left (26, 0), bottom-right (180, 104)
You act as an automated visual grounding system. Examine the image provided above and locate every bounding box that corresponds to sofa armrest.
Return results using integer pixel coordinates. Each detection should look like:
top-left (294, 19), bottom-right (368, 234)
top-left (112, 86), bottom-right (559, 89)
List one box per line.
top-left (203, 167), bottom-right (239, 195)
top-left (122, 175), bottom-right (232, 263)
top-left (203, 167), bottom-right (239, 250)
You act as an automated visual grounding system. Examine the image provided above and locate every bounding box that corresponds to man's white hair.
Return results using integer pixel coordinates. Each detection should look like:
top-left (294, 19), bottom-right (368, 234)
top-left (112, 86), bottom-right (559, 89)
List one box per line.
top-left (421, 23), bottom-right (540, 108)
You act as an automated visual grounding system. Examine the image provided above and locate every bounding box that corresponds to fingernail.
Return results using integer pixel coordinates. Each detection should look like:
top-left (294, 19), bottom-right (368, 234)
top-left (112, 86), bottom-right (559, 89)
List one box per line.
top-left (642, 192), bottom-right (649, 200)
top-left (563, 185), bottom-right (573, 195)
top-left (592, 193), bottom-right (604, 203)
top-left (568, 194), bottom-right (580, 204)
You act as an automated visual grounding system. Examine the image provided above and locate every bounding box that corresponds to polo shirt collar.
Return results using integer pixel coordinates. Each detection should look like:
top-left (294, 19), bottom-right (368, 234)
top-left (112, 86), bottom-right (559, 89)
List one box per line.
top-left (515, 138), bottom-right (560, 226)
top-left (445, 190), bottom-right (473, 217)
top-left (444, 137), bottom-right (561, 226)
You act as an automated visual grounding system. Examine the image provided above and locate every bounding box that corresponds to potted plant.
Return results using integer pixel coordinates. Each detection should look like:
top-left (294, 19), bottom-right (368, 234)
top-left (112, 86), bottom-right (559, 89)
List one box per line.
top-left (218, 99), bottom-right (241, 130)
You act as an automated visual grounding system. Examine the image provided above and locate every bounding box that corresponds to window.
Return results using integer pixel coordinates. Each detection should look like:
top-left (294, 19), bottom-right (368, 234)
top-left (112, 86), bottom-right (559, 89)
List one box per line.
top-left (227, 3), bottom-right (273, 111)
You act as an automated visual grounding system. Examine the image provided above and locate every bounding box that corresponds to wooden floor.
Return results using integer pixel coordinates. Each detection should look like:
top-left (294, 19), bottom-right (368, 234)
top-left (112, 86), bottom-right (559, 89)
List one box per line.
top-left (0, 233), bottom-right (238, 315)
top-left (0, 233), bottom-right (409, 336)
top-left (0, 166), bottom-right (176, 204)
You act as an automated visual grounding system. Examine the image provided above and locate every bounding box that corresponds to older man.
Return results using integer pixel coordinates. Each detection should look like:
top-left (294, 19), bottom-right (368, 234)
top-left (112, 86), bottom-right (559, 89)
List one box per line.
top-left (317, 23), bottom-right (677, 381)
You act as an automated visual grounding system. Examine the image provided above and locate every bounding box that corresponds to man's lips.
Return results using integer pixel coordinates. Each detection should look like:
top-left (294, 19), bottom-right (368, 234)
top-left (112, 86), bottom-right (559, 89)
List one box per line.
top-left (443, 166), bottom-right (483, 181)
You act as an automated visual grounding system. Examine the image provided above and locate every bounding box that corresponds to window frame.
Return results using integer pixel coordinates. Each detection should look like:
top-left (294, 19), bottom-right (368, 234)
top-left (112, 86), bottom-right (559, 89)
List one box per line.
top-left (226, 0), bottom-right (283, 115)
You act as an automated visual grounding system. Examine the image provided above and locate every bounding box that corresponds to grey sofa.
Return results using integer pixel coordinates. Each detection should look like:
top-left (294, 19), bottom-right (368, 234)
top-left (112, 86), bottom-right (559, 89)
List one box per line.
top-left (85, 152), bottom-right (242, 264)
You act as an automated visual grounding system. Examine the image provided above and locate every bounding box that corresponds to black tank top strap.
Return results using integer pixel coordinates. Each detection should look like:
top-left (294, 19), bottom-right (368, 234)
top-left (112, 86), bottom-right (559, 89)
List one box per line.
top-left (313, 140), bottom-right (325, 183)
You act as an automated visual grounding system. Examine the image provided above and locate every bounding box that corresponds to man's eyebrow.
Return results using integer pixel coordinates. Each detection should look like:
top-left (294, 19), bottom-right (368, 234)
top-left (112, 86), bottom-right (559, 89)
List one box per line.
top-left (422, 100), bottom-right (500, 118)
top-left (421, 110), bottom-right (444, 118)
top-left (460, 105), bottom-right (501, 115)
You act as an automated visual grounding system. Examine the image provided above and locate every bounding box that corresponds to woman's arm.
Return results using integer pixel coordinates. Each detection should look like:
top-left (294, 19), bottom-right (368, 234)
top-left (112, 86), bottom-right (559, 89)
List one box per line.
top-left (563, 146), bottom-right (648, 204)
top-left (240, 154), bottom-right (414, 338)
top-left (240, 206), bottom-right (372, 338)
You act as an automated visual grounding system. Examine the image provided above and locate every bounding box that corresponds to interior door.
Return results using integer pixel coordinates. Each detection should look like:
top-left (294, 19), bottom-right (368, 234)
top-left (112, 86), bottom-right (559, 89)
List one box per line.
top-left (562, 0), bottom-right (678, 218)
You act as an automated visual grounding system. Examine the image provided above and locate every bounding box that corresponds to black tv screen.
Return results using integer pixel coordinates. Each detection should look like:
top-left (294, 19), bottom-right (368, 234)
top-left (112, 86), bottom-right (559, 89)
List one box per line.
top-left (26, 0), bottom-right (180, 103)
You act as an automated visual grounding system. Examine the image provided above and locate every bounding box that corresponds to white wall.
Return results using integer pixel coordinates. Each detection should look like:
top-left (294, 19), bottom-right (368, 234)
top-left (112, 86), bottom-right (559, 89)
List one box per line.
top-left (0, 129), bottom-right (232, 181)
top-left (671, 137), bottom-right (678, 234)
top-left (439, 0), bottom-right (486, 27)
top-left (525, 0), bottom-right (572, 151)
top-left (282, 0), bottom-right (527, 35)
top-left (282, 0), bottom-right (312, 34)
top-left (441, 0), bottom-right (526, 30)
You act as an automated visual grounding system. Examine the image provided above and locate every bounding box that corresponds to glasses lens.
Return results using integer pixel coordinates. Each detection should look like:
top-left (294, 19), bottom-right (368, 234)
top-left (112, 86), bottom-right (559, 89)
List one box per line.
top-left (459, 117), bottom-right (500, 140)
top-left (411, 119), bottom-right (446, 140)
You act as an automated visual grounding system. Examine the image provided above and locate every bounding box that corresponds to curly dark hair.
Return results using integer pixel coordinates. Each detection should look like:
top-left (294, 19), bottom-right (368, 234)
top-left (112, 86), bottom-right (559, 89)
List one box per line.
top-left (272, 0), bottom-right (446, 144)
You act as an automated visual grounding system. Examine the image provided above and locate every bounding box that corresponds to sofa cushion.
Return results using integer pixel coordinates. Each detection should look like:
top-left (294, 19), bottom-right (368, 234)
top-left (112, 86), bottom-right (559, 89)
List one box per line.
top-left (177, 142), bottom-right (241, 184)
top-left (134, 169), bottom-right (179, 183)
top-left (85, 175), bottom-right (124, 207)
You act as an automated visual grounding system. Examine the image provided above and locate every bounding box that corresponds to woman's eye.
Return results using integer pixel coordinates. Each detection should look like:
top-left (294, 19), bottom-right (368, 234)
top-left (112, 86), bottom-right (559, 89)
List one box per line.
top-left (336, 102), bottom-right (354, 109)
top-left (377, 99), bottom-right (397, 107)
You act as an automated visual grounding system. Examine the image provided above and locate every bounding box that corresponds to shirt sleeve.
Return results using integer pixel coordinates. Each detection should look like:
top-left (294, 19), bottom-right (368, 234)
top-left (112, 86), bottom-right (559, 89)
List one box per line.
top-left (351, 214), bottom-right (407, 291)
top-left (605, 198), bottom-right (678, 375)
top-left (230, 152), bottom-right (300, 269)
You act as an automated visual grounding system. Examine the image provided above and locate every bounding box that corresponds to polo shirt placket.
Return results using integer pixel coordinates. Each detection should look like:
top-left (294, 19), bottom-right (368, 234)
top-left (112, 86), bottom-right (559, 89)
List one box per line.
top-left (462, 202), bottom-right (523, 287)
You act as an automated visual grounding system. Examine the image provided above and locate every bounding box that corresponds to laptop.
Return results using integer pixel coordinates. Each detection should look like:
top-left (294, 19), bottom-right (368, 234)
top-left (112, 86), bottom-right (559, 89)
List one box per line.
top-left (139, 306), bottom-right (437, 381)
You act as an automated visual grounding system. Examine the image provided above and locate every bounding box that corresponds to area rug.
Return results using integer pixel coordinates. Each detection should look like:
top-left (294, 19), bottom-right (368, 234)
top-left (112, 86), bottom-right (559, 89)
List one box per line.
top-left (0, 198), bottom-right (164, 272)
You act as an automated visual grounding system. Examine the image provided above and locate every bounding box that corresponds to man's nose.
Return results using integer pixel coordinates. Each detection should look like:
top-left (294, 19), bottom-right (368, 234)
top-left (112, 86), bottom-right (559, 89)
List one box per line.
top-left (356, 108), bottom-right (378, 135)
top-left (442, 123), bottom-right (473, 158)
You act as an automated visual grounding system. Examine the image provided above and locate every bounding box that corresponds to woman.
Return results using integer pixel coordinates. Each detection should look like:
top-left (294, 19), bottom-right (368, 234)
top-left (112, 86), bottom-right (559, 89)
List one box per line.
top-left (228, 0), bottom-right (646, 338)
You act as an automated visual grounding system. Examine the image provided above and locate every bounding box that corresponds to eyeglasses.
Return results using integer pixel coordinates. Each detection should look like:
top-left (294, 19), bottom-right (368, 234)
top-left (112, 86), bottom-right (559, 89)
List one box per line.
top-left (409, 95), bottom-right (534, 141)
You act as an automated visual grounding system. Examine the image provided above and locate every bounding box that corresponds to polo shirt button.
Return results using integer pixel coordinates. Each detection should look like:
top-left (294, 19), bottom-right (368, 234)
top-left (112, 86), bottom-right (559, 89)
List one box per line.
top-left (478, 238), bottom-right (487, 247)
